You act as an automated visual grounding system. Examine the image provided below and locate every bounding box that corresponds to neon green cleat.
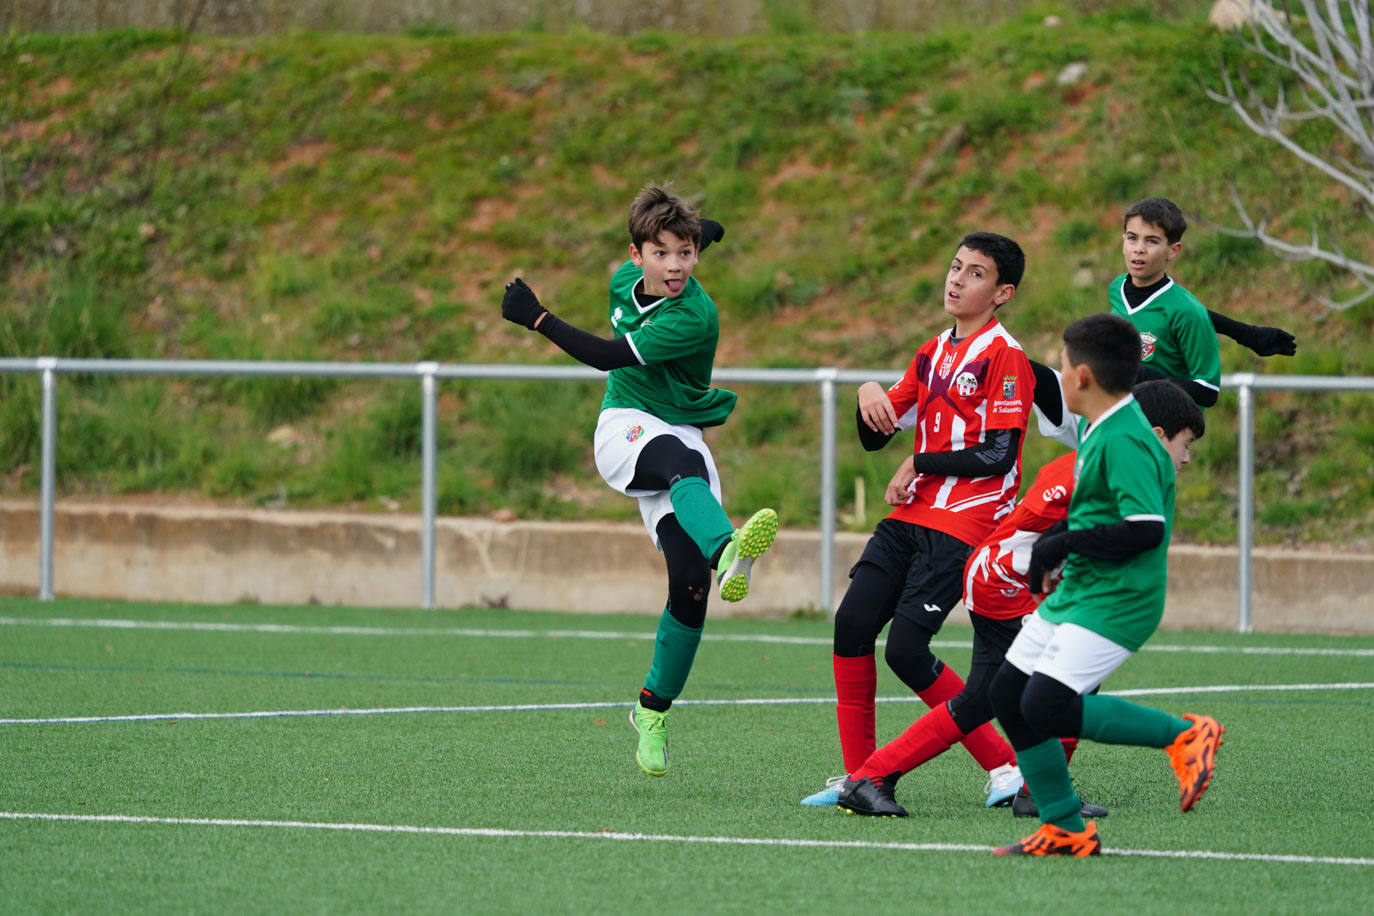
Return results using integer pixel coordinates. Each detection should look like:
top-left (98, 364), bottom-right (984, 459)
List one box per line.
top-left (715, 508), bottom-right (778, 602)
top-left (630, 702), bottom-right (670, 776)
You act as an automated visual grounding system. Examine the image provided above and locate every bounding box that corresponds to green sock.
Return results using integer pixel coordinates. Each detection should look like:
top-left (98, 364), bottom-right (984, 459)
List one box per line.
top-left (1081, 695), bottom-right (1190, 748)
top-left (643, 608), bottom-right (704, 702)
top-left (1017, 739), bottom-right (1085, 832)
top-left (667, 477), bottom-right (733, 563)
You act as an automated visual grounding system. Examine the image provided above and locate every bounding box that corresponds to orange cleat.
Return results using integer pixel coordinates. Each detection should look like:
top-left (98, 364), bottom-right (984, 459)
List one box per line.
top-left (992, 821), bottom-right (1101, 857)
top-left (1165, 713), bottom-right (1224, 812)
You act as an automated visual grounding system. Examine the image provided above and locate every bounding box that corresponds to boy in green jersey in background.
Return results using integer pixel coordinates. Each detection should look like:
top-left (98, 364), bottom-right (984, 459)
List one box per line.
top-left (1031, 196), bottom-right (1295, 446)
top-left (1112, 197), bottom-right (1222, 407)
top-left (989, 314), bottom-right (1223, 857)
top-left (500, 183), bottom-right (777, 778)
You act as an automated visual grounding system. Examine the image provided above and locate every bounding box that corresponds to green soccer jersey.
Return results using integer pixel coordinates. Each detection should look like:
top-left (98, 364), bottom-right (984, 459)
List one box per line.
top-left (600, 260), bottom-right (737, 427)
top-left (1109, 274), bottom-right (1221, 401)
top-left (1039, 395), bottom-right (1175, 652)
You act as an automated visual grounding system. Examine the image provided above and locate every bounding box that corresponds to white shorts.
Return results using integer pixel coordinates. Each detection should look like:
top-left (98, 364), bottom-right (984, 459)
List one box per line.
top-left (1003, 610), bottom-right (1132, 695)
top-left (593, 407), bottom-right (722, 550)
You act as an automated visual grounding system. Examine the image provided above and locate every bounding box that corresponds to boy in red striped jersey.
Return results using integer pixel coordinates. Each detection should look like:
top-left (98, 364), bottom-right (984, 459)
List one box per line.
top-left (801, 232), bottom-right (1035, 809)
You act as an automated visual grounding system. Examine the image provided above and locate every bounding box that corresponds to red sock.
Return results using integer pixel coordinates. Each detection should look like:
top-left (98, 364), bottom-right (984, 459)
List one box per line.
top-left (854, 701), bottom-right (964, 781)
top-left (1061, 736), bottom-right (1079, 765)
top-left (960, 722), bottom-right (1016, 771)
top-left (833, 653), bottom-right (878, 775)
top-left (914, 664), bottom-right (964, 708)
top-left (915, 666), bottom-right (1014, 772)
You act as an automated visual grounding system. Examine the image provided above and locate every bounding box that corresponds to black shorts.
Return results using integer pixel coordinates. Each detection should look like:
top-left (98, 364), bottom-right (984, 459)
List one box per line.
top-left (852, 518), bottom-right (973, 636)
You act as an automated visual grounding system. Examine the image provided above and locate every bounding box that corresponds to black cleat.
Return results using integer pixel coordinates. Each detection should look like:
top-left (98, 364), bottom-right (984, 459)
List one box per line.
top-left (837, 774), bottom-right (908, 817)
top-left (1011, 785), bottom-right (1108, 819)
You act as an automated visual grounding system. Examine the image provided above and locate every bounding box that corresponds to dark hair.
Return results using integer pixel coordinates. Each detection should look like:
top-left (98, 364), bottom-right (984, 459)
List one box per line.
top-left (957, 231), bottom-right (1025, 289)
top-left (1062, 313), bottom-right (1140, 395)
top-left (1133, 379), bottom-right (1206, 440)
top-left (628, 182), bottom-right (701, 250)
top-left (1123, 197), bottom-right (1187, 244)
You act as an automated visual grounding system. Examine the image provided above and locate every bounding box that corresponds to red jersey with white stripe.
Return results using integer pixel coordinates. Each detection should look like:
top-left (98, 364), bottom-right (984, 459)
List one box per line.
top-left (885, 317), bottom-right (1034, 546)
top-left (962, 452), bottom-right (1075, 620)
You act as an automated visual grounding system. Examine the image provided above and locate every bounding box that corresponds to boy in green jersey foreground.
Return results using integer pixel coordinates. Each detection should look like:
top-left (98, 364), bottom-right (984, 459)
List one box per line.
top-left (500, 183), bottom-right (777, 777)
top-left (989, 314), bottom-right (1223, 857)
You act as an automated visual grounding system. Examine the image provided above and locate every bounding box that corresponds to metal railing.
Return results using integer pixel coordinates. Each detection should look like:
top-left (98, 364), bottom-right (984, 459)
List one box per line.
top-left (1, 357), bottom-right (1370, 630)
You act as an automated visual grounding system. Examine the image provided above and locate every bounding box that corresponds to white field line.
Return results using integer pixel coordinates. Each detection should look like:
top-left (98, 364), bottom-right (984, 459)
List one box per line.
top-left (3, 682), bottom-right (1371, 726)
top-left (3, 615), bottom-right (1374, 657)
top-left (1, 811), bottom-right (1369, 868)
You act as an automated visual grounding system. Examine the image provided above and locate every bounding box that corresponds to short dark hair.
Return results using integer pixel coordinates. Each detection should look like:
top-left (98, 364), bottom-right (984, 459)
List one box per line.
top-left (1062, 313), bottom-right (1140, 395)
top-left (957, 231), bottom-right (1025, 289)
top-left (628, 183), bottom-right (701, 250)
top-left (1123, 197), bottom-right (1187, 244)
top-left (1133, 379), bottom-right (1206, 440)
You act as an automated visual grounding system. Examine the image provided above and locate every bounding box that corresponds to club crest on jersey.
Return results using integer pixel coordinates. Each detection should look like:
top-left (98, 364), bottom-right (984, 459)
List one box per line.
top-left (1002, 375), bottom-right (1017, 398)
top-left (1042, 484), bottom-right (1068, 503)
top-left (938, 353), bottom-right (957, 378)
top-left (955, 371), bottom-right (979, 397)
top-left (612, 306), bottom-right (624, 328)
top-left (1140, 331), bottom-right (1157, 360)
top-left (625, 424), bottom-right (645, 443)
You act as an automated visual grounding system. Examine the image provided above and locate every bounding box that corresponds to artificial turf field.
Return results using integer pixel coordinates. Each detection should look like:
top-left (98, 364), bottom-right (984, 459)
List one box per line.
top-left (3, 596), bottom-right (1372, 913)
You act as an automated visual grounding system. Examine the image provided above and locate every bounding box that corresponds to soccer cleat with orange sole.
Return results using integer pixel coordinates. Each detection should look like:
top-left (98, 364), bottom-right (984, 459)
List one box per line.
top-left (1165, 713), bottom-right (1224, 812)
top-left (992, 821), bottom-right (1102, 857)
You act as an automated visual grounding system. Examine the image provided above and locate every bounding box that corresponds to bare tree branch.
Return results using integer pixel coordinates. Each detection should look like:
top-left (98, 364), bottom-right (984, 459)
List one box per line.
top-left (1207, 0), bottom-right (1374, 310)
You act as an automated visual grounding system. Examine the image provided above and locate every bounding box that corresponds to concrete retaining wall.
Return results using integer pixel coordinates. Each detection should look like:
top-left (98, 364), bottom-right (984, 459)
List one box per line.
top-left (1, 500), bottom-right (1370, 634)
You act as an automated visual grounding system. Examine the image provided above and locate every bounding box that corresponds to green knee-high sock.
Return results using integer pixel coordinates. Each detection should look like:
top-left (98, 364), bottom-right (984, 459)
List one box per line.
top-left (1017, 739), bottom-right (1085, 832)
top-left (643, 608), bottom-right (704, 703)
top-left (667, 477), bottom-right (733, 563)
top-left (1080, 695), bottom-right (1191, 748)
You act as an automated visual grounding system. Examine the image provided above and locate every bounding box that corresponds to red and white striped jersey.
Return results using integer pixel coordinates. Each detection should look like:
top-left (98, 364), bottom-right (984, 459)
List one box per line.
top-left (962, 452), bottom-right (1075, 620)
top-left (885, 317), bottom-right (1034, 546)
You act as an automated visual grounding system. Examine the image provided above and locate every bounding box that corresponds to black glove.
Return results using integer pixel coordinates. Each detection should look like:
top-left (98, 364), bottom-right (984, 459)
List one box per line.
top-left (1238, 324), bottom-right (1297, 357)
top-left (1028, 527), bottom-right (1070, 595)
top-left (698, 219), bottom-right (724, 254)
top-left (501, 278), bottom-right (547, 330)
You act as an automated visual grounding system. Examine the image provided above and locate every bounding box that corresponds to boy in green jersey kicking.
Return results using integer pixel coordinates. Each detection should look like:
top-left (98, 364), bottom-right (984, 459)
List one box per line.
top-left (500, 183), bottom-right (777, 777)
top-left (989, 314), bottom-right (1223, 857)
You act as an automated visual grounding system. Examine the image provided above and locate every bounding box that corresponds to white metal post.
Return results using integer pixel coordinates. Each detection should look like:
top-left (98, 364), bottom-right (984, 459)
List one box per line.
top-left (818, 368), bottom-right (838, 615)
top-left (1235, 374), bottom-right (1255, 633)
top-left (38, 358), bottom-right (57, 601)
top-left (419, 364), bottom-right (438, 610)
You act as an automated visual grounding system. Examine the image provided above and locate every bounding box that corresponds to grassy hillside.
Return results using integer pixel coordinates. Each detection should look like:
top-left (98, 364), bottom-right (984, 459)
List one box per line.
top-left (2, 11), bottom-right (1372, 548)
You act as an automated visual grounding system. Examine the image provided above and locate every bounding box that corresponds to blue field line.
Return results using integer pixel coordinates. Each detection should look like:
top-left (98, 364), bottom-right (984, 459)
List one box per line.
top-left (2, 811), bottom-right (1371, 868)
top-left (0, 660), bottom-right (611, 688)
top-left (3, 682), bottom-right (1371, 726)
top-left (4, 615), bottom-right (1374, 657)
top-left (0, 660), bottom-right (838, 696)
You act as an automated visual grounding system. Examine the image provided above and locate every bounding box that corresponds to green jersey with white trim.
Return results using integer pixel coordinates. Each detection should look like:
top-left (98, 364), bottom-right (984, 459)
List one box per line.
top-left (600, 260), bottom-right (737, 427)
top-left (1038, 395), bottom-right (1175, 652)
top-left (1108, 274), bottom-right (1221, 401)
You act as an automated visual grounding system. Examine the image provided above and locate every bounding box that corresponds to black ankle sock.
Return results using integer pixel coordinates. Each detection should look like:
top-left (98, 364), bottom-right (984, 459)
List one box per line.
top-left (638, 687), bottom-right (671, 712)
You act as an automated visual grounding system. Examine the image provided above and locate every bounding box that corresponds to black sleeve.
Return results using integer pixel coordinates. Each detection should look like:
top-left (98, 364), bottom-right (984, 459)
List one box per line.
top-left (1030, 359), bottom-right (1062, 426)
top-left (1207, 308), bottom-right (1247, 341)
top-left (1208, 308), bottom-right (1297, 357)
top-left (855, 405), bottom-right (897, 452)
top-left (536, 313), bottom-right (638, 371)
top-left (1065, 519), bottom-right (1166, 560)
top-left (1133, 365), bottom-right (1218, 408)
top-left (1028, 517), bottom-right (1166, 586)
top-left (912, 428), bottom-right (1021, 477)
